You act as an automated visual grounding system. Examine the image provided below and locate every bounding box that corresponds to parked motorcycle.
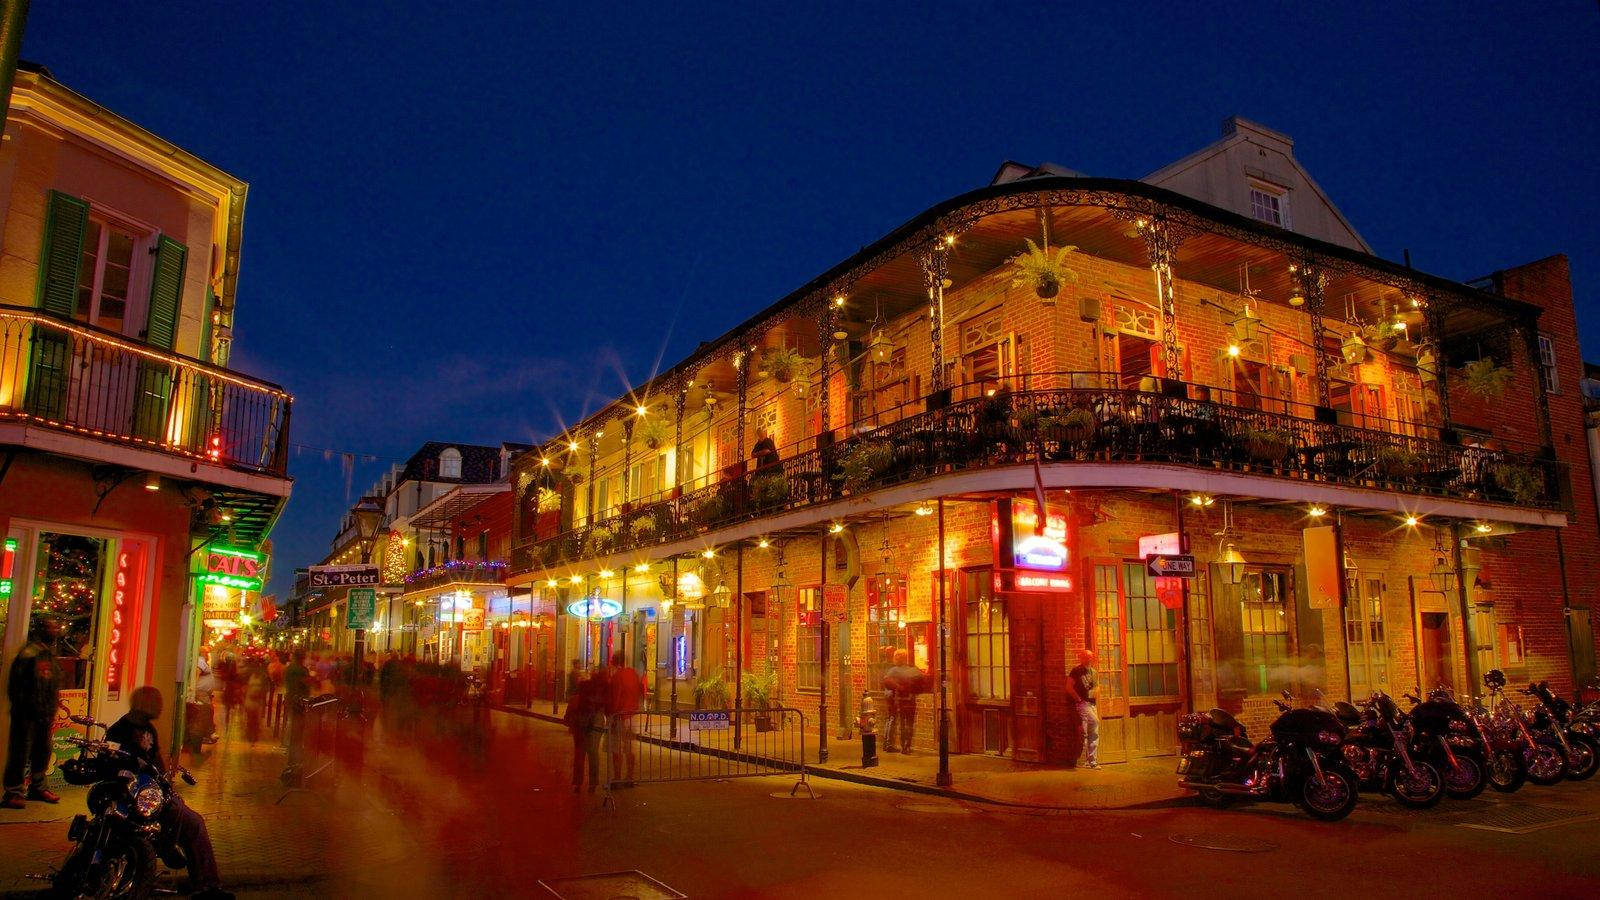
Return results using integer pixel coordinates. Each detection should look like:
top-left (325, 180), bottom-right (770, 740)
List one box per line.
top-left (1402, 688), bottom-right (1488, 799)
top-left (49, 714), bottom-right (195, 899)
top-left (1524, 680), bottom-right (1600, 781)
top-left (1333, 691), bottom-right (1444, 808)
top-left (1177, 692), bottom-right (1360, 821)
top-left (1480, 669), bottom-right (1567, 786)
top-left (1461, 689), bottom-right (1530, 793)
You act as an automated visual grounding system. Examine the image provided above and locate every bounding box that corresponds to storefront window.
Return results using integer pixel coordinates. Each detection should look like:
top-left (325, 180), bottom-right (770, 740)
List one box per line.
top-left (964, 569), bottom-right (1009, 701)
top-left (797, 587), bottom-right (822, 692)
top-left (867, 573), bottom-right (908, 691)
top-left (1240, 567), bottom-right (1294, 694)
top-left (1123, 563), bottom-right (1179, 697)
top-left (1187, 569), bottom-right (1215, 707)
top-left (29, 533), bottom-right (107, 691)
top-left (1345, 575), bottom-right (1389, 697)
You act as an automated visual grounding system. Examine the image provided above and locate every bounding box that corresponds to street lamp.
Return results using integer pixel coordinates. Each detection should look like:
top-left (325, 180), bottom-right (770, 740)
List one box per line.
top-left (351, 496), bottom-right (384, 675)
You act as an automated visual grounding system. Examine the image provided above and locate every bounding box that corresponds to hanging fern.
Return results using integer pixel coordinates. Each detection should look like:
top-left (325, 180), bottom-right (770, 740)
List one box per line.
top-left (1008, 239), bottom-right (1080, 299)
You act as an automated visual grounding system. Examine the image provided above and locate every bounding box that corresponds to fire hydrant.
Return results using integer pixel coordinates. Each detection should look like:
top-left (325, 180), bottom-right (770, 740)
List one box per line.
top-left (859, 693), bottom-right (879, 767)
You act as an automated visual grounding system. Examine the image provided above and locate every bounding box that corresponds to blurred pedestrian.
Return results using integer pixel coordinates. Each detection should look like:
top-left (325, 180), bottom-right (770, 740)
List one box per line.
top-left (266, 652), bottom-right (286, 732)
top-left (3, 619), bottom-right (63, 808)
top-left (564, 668), bottom-right (608, 793)
top-left (565, 658), bottom-right (584, 699)
top-left (881, 650), bottom-right (925, 755)
top-left (1069, 648), bottom-right (1099, 769)
top-left (606, 651), bottom-right (645, 786)
top-left (241, 658), bottom-right (268, 743)
top-left (282, 649), bottom-right (310, 759)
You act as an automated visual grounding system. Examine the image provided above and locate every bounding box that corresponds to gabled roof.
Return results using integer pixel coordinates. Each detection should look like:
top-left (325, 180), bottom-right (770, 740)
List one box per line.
top-left (397, 442), bottom-right (510, 485)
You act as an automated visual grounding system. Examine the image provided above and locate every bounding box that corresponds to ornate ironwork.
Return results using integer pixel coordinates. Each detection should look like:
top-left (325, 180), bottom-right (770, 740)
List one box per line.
top-left (1298, 260), bottom-right (1331, 406)
top-left (920, 242), bottom-right (951, 392)
top-left (1132, 216), bottom-right (1189, 378)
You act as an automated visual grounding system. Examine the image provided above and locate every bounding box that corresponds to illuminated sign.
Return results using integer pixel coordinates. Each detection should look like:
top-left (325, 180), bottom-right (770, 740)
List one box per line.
top-left (567, 596), bottom-right (623, 620)
top-left (1138, 532), bottom-right (1183, 559)
top-left (1016, 573), bottom-right (1074, 591)
top-left (0, 537), bottom-right (15, 598)
top-left (197, 545), bottom-right (267, 591)
top-left (106, 542), bottom-right (146, 701)
top-left (1005, 501), bottom-right (1071, 572)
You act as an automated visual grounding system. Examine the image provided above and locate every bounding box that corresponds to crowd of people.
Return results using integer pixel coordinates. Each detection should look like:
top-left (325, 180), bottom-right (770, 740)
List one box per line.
top-left (562, 651), bottom-right (645, 793)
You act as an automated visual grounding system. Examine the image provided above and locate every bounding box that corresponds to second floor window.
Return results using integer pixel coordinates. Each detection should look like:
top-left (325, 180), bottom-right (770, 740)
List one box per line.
top-left (439, 447), bottom-right (462, 478)
top-left (76, 217), bottom-right (145, 336)
top-left (1538, 334), bottom-right (1560, 394)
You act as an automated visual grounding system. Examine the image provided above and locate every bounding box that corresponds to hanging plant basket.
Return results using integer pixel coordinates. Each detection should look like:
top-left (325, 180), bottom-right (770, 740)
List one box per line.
top-left (639, 418), bottom-right (670, 450)
top-left (1056, 408), bottom-right (1097, 443)
top-left (1462, 358), bottom-right (1512, 399)
top-left (1008, 239), bottom-right (1079, 301)
top-left (761, 346), bottom-right (802, 384)
top-left (1375, 446), bottom-right (1421, 479)
top-left (1245, 427), bottom-right (1294, 463)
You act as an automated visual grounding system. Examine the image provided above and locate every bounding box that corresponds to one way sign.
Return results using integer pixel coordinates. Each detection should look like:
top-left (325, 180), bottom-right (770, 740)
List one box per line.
top-left (1147, 554), bottom-right (1196, 577)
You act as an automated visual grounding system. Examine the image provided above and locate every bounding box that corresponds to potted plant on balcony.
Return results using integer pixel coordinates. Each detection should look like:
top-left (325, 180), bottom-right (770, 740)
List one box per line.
top-left (1008, 238), bottom-right (1079, 301)
top-left (692, 493), bottom-right (731, 528)
top-left (584, 524), bottom-right (615, 556)
top-left (741, 670), bottom-right (780, 731)
top-left (762, 345), bottom-right (803, 384)
top-left (1245, 427), bottom-right (1294, 464)
top-left (1058, 407), bottom-right (1097, 444)
top-left (639, 418), bottom-right (670, 450)
top-left (837, 441), bottom-right (894, 493)
top-left (1490, 462), bottom-right (1543, 504)
top-left (1462, 358), bottom-right (1512, 399)
top-left (1375, 445), bottom-right (1421, 480)
top-left (751, 471), bottom-right (790, 510)
top-left (628, 513), bottom-right (657, 543)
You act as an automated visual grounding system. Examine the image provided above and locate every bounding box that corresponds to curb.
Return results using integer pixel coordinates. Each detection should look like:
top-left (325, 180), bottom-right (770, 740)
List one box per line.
top-left (490, 705), bottom-right (1186, 812)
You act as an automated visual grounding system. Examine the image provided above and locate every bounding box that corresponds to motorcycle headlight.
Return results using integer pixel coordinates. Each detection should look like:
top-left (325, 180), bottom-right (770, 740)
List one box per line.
top-left (1449, 719), bottom-right (1471, 734)
top-left (1317, 729), bottom-right (1343, 747)
top-left (132, 785), bottom-right (165, 819)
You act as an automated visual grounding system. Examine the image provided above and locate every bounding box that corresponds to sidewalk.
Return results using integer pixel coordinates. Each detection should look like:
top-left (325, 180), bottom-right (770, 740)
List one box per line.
top-left (494, 704), bottom-right (1188, 810)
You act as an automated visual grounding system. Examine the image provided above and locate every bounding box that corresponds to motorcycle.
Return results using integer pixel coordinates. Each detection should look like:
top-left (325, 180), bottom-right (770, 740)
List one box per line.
top-left (49, 714), bottom-right (195, 899)
top-left (1332, 691), bottom-right (1444, 808)
top-left (1461, 690), bottom-right (1529, 793)
top-left (1177, 692), bottom-right (1360, 821)
top-left (1480, 669), bottom-right (1567, 786)
top-left (1402, 688), bottom-right (1488, 800)
top-left (1525, 680), bottom-right (1600, 781)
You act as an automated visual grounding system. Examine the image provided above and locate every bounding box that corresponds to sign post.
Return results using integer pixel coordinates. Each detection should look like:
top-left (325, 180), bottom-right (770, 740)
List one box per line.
top-left (311, 564), bottom-right (380, 670)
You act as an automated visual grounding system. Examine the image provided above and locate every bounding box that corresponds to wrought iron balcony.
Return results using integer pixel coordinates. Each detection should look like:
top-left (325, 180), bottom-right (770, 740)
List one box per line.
top-left (511, 374), bottom-right (1566, 575)
top-left (404, 559), bottom-right (509, 593)
top-left (0, 304), bottom-right (291, 478)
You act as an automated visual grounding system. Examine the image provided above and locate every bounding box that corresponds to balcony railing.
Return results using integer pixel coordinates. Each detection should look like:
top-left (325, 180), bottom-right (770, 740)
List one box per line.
top-left (0, 304), bottom-right (290, 477)
top-left (404, 560), bottom-right (509, 593)
top-left (512, 373), bottom-right (1566, 575)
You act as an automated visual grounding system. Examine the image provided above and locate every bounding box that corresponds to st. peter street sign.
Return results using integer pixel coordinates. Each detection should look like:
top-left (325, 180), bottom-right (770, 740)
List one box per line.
top-left (308, 564), bottom-right (381, 588)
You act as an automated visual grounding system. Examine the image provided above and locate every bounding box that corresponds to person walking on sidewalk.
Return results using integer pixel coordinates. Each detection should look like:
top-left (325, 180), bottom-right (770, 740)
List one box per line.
top-left (606, 651), bottom-right (645, 787)
top-left (564, 668), bottom-right (608, 793)
top-left (3, 619), bottom-right (63, 808)
top-left (1069, 648), bottom-right (1099, 769)
top-left (881, 650), bottom-right (925, 755)
top-left (282, 649), bottom-right (311, 762)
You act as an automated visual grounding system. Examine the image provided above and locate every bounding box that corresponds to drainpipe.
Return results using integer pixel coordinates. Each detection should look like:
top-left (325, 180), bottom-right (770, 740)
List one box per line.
top-left (0, 1), bottom-right (28, 123)
top-left (1451, 522), bottom-right (1479, 692)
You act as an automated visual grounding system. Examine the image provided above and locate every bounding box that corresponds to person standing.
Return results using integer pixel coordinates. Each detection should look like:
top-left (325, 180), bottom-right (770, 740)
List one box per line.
top-left (3, 620), bottom-right (63, 808)
top-left (881, 650), bottom-right (925, 755)
top-left (266, 652), bottom-right (286, 733)
top-left (564, 668), bottom-right (607, 793)
top-left (282, 649), bottom-right (311, 761)
top-left (565, 658), bottom-right (584, 699)
top-left (605, 651), bottom-right (645, 786)
top-left (1069, 648), bottom-right (1099, 769)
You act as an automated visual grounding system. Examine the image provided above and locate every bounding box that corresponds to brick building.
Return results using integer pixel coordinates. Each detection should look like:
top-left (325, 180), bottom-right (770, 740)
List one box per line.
top-left (499, 119), bottom-right (1595, 767)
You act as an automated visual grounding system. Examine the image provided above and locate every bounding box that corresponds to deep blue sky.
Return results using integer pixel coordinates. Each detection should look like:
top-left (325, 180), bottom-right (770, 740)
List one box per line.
top-left (23, 2), bottom-right (1599, 598)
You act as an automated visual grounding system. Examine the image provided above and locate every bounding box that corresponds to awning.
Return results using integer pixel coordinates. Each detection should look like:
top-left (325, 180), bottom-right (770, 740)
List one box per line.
top-left (410, 482), bottom-right (508, 530)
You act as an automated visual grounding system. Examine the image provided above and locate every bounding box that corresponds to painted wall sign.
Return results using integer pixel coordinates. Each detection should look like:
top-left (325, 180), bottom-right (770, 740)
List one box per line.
top-left (198, 545), bottom-right (268, 591)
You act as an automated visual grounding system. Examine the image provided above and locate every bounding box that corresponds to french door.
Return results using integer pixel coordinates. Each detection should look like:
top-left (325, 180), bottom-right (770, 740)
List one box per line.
top-left (1092, 561), bottom-right (1186, 759)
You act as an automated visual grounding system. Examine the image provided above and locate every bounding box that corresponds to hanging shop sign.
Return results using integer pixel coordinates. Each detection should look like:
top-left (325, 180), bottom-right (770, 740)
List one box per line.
top-left (461, 606), bottom-right (486, 632)
top-left (1303, 525), bottom-right (1343, 610)
top-left (567, 596), bottom-right (623, 620)
top-left (308, 564), bottom-right (380, 589)
top-left (994, 499), bottom-right (1075, 592)
top-left (197, 544), bottom-right (268, 591)
top-left (105, 542), bottom-right (147, 702)
top-left (1, 537), bottom-right (16, 597)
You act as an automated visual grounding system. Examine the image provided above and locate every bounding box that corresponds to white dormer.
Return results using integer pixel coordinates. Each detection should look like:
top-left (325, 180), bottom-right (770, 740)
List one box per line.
top-left (439, 446), bottom-right (462, 479)
top-left (1142, 116), bottom-right (1369, 253)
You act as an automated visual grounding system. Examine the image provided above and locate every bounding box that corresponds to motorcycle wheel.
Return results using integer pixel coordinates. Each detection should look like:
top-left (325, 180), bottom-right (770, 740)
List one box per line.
top-left (53, 840), bottom-right (156, 900)
top-left (1442, 753), bottom-right (1488, 800)
top-left (1487, 749), bottom-right (1527, 793)
top-left (1563, 735), bottom-right (1600, 782)
top-left (1296, 766), bottom-right (1359, 822)
top-left (1525, 741), bottom-right (1568, 786)
top-left (1196, 787), bottom-right (1234, 809)
top-left (1390, 761), bottom-right (1445, 809)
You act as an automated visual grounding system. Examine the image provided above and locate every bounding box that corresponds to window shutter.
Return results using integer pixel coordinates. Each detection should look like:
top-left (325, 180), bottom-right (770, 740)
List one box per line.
top-left (144, 235), bottom-right (186, 350)
top-left (35, 190), bottom-right (89, 317)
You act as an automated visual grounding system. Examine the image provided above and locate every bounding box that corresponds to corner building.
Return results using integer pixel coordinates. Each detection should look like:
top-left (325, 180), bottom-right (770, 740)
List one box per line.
top-left (503, 119), bottom-right (1595, 765)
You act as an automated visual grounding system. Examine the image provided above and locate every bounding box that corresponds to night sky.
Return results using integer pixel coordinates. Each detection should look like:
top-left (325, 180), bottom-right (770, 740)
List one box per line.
top-left (21, 2), bottom-right (1599, 598)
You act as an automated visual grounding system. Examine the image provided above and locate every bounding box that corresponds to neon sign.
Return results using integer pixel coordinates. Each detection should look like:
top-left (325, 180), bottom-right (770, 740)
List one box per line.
top-left (0, 538), bottom-right (15, 598)
top-left (106, 542), bottom-right (145, 701)
top-left (196, 545), bottom-right (267, 591)
top-left (1007, 502), bottom-right (1071, 572)
top-left (566, 596), bottom-right (622, 620)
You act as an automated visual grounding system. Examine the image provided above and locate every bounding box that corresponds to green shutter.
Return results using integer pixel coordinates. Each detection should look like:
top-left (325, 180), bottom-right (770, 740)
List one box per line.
top-left (200, 289), bottom-right (215, 362)
top-left (24, 191), bottom-right (89, 418)
top-left (131, 235), bottom-right (186, 441)
top-left (144, 235), bottom-right (186, 350)
top-left (35, 190), bottom-right (89, 317)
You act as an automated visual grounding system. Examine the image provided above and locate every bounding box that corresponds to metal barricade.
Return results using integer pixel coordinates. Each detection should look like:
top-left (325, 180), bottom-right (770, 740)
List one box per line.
top-left (603, 706), bottom-right (814, 806)
top-left (277, 694), bottom-right (359, 802)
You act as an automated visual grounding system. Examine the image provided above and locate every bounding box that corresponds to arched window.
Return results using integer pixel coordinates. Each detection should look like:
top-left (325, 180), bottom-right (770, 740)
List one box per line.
top-left (439, 447), bottom-right (462, 479)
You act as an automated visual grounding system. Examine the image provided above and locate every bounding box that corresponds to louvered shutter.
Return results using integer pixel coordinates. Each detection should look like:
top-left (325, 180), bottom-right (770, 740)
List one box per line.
top-left (131, 235), bottom-right (187, 441)
top-left (24, 191), bottom-right (89, 418)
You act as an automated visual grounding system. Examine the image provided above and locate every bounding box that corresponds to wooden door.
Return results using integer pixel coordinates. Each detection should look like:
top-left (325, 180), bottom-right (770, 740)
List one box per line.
top-left (1090, 562), bottom-right (1129, 763)
top-left (1010, 606), bottom-right (1044, 762)
top-left (1420, 612), bottom-right (1454, 693)
top-left (1121, 562), bottom-right (1184, 757)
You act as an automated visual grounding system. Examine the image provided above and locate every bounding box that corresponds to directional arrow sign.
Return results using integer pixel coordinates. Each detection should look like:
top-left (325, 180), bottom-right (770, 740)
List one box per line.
top-left (1148, 554), bottom-right (1196, 577)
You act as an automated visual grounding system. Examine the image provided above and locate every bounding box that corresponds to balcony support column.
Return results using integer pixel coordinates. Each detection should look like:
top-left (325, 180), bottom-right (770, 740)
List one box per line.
top-left (673, 385), bottom-right (687, 495)
top-left (735, 346), bottom-right (750, 475)
top-left (817, 300), bottom-right (835, 445)
top-left (921, 242), bottom-right (951, 393)
top-left (1136, 217), bottom-right (1185, 379)
top-left (1424, 297), bottom-right (1452, 428)
top-left (586, 433), bottom-right (599, 528)
top-left (1298, 261), bottom-right (1331, 406)
top-left (1517, 317), bottom-right (1556, 451)
top-left (621, 418), bottom-right (635, 512)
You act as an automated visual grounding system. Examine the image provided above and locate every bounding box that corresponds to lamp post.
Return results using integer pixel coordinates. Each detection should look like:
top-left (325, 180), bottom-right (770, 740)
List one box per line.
top-left (351, 496), bottom-right (384, 679)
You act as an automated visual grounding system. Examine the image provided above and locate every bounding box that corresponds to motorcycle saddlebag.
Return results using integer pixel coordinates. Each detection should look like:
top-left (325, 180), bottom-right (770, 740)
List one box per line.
top-left (1177, 713), bottom-right (1210, 742)
top-left (59, 757), bottom-right (99, 786)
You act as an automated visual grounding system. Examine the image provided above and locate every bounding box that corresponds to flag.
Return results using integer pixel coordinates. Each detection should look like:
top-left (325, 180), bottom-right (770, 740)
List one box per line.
top-left (1031, 455), bottom-right (1048, 536)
